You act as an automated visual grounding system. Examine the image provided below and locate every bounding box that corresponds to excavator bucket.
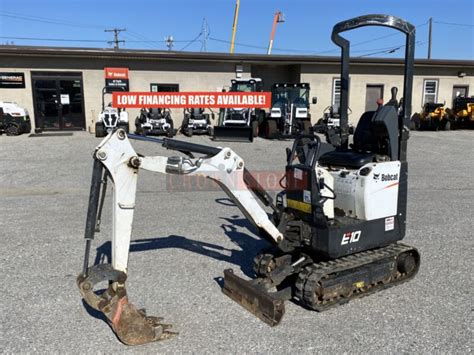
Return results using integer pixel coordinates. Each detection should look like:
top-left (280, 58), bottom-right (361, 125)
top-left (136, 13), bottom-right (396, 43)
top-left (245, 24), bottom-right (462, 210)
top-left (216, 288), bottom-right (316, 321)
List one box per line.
top-left (212, 126), bottom-right (254, 142)
top-left (77, 264), bottom-right (176, 345)
top-left (222, 269), bottom-right (285, 326)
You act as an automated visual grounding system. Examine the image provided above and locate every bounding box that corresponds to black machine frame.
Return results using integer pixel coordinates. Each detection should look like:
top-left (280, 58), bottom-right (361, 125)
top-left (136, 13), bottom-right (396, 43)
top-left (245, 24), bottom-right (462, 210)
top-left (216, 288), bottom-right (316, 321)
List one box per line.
top-left (332, 14), bottom-right (415, 162)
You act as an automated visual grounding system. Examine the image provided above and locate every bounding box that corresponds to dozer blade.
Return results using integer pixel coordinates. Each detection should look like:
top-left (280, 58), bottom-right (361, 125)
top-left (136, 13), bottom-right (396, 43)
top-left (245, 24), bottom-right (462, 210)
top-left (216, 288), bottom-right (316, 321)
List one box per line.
top-left (222, 268), bottom-right (285, 326)
top-left (212, 126), bottom-right (254, 142)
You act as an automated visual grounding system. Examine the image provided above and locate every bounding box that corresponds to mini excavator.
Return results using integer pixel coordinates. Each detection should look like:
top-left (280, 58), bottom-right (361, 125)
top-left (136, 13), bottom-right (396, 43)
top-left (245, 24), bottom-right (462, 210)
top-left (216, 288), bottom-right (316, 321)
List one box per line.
top-left (77, 14), bottom-right (420, 345)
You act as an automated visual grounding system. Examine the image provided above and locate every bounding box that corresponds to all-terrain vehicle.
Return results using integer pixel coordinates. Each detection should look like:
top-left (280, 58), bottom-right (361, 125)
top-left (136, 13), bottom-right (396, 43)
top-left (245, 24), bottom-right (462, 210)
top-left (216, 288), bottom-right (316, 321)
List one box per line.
top-left (135, 108), bottom-right (175, 137)
top-left (411, 102), bottom-right (452, 130)
top-left (263, 83), bottom-right (316, 138)
top-left (0, 101), bottom-right (31, 135)
top-left (181, 108), bottom-right (214, 136)
top-left (77, 14), bottom-right (420, 346)
top-left (213, 78), bottom-right (266, 142)
top-left (95, 87), bottom-right (129, 137)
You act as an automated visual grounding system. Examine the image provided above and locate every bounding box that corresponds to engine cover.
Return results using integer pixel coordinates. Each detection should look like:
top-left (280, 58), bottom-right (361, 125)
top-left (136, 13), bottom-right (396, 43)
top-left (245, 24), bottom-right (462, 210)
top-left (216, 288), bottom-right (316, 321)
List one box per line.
top-left (329, 161), bottom-right (401, 220)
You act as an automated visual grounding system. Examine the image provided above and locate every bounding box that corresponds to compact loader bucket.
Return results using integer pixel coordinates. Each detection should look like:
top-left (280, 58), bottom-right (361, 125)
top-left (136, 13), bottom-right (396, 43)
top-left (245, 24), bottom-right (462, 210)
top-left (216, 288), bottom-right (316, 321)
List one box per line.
top-left (212, 126), bottom-right (254, 142)
top-left (222, 269), bottom-right (285, 326)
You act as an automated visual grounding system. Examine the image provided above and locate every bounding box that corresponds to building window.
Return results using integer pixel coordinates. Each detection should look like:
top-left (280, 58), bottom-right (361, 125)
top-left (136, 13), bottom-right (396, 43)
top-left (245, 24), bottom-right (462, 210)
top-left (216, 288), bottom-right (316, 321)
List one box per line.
top-left (423, 79), bottom-right (438, 104)
top-left (150, 83), bottom-right (179, 92)
top-left (332, 78), bottom-right (341, 109)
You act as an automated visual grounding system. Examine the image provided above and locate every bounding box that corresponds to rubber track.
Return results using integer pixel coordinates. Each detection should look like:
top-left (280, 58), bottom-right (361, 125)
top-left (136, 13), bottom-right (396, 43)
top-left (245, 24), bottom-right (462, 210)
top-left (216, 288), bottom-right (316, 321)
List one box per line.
top-left (294, 243), bottom-right (419, 311)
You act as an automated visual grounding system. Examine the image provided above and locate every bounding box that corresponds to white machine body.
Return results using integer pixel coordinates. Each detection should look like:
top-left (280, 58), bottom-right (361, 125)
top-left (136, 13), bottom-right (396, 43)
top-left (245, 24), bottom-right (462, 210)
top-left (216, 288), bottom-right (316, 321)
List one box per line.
top-left (98, 106), bottom-right (129, 129)
top-left (328, 161), bottom-right (401, 220)
top-left (142, 117), bottom-right (171, 130)
top-left (223, 108), bottom-right (252, 126)
top-left (270, 107), bottom-right (281, 118)
top-left (316, 166), bottom-right (335, 219)
top-left (0, 101), bottom-right (29, 117)
top-left (295, 107), bottom-right (308, 119)
top-left (327, 117), bottom-right (340, 128)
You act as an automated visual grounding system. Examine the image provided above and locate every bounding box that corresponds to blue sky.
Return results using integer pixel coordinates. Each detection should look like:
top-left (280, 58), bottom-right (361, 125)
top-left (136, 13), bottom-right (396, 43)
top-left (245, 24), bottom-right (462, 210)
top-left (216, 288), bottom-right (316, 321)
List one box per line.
top-left (0, 0), bottom-right (473, 59)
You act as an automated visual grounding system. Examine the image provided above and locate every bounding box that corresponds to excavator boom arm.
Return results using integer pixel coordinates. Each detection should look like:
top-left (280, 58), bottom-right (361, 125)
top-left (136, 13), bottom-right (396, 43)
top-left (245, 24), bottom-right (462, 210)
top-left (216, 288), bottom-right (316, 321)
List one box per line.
top-left (77, 129), bottom-right (283, 345)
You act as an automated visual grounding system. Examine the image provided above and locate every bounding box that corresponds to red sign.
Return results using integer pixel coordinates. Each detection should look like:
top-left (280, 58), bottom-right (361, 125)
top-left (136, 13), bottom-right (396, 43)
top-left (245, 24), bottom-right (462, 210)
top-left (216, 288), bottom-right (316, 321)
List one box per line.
top-left (112, 92), bottom-right (271, 109)
top-left (104, 67), bottom-right (129, 79)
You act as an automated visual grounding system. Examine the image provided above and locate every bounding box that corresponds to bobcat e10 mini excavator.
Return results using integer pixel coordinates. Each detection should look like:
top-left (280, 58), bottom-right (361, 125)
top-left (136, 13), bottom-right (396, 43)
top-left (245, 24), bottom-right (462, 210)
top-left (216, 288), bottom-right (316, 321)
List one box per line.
top-left (77, 14), bottom-right (420, 346)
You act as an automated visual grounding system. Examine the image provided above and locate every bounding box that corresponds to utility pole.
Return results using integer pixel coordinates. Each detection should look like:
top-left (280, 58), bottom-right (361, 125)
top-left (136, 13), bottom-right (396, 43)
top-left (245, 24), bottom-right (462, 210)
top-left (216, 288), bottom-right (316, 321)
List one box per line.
top-left (427, 17), bottom-right (432, 59)
top-left (230, 0), bottom-right (240, 53)
top-left (105, 28), bottom-right (126, 49)
top-left (267, 11), bottom-right (285, 55)
top-left (201, 18), bottom-right (210, 52)
top-left (165, 36), bottom-right (174, 51)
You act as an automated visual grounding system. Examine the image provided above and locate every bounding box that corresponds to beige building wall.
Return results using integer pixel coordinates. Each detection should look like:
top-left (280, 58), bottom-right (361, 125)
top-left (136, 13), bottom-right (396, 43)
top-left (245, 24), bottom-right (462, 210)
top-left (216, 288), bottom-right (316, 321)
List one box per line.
top-left (302, 65), bottom-right (474, 125)
top-left (82, 69), bottom-right (250, 132)
top-left (0, 69), bottom-right (35, 122)
top-left (1, 50), bottom-right (472, 133)
top-left (0, 58), bottom-right (251, 132)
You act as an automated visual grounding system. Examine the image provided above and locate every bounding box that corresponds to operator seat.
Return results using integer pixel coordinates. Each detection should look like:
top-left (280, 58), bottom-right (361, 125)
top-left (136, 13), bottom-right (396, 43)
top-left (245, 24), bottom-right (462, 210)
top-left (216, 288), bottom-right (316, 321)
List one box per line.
top-left (319, 106), bottom-right (399, 169)
top-left (149, 108), bottom-right (162, 119)
top-left (191, 108), bottom-right (204, 117)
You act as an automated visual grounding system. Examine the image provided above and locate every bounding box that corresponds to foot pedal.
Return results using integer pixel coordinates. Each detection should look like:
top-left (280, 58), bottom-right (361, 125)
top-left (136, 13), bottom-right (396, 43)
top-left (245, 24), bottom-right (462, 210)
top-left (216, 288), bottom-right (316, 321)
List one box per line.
top-left (222, 268), bottom-right (285, 326)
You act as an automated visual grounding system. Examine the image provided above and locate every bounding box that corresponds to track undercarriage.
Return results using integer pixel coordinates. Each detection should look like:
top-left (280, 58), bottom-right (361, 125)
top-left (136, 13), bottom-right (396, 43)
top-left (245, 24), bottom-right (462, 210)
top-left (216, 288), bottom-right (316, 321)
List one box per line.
top-left (223, 243), bottom-right (420, 325)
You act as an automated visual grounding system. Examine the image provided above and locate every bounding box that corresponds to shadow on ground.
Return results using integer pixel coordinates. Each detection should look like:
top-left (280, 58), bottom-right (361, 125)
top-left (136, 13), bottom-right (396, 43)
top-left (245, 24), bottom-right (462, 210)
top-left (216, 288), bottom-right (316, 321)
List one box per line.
top-left (93, 215), bottom-right (270, 278)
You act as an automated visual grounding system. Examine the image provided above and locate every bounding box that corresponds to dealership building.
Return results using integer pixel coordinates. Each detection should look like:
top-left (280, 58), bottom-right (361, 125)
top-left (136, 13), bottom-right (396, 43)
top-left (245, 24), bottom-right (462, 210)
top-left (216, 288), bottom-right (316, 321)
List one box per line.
top-left (0, 45), bottom-right (473, 133)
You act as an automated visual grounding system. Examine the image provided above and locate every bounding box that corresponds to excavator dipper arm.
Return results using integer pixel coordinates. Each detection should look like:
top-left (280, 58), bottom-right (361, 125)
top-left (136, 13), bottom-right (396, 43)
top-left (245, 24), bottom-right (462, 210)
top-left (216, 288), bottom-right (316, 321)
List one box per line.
top-left (77, 130), bottom-right (283, 345)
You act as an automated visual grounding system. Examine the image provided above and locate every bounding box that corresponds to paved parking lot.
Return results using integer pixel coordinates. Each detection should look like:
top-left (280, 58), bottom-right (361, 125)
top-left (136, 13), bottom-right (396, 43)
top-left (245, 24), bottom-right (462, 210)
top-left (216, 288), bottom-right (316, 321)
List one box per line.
top-left (1, 130), bottom-right (473, 353)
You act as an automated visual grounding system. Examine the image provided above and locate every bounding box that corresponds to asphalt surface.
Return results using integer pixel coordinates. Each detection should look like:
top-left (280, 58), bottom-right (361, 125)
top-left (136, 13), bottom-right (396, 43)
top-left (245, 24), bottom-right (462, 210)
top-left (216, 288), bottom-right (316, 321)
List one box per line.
top-left (1, 130), bottom-right (473, 353)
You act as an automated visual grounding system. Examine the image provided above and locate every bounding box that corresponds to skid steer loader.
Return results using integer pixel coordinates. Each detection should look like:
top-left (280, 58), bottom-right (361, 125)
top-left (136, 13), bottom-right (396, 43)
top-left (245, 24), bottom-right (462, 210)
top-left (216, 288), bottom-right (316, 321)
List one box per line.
top-left (263, 83), bottom-right (316, 139)
top-left (77, 14), bottom-right (420, 346)
top-left (213, 78), bottom-right (266, 142)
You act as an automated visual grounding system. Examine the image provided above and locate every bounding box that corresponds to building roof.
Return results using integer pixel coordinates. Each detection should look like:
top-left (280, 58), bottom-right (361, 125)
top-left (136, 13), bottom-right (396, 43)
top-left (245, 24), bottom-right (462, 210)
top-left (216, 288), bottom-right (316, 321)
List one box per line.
top-left (0, 45), bottom-right (473, 69)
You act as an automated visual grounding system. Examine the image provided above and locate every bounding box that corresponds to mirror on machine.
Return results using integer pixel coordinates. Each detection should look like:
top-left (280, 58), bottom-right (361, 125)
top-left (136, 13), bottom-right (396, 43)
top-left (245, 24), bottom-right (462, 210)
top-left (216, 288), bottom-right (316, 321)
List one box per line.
top-left (312, 97), bottom-right (318, 104)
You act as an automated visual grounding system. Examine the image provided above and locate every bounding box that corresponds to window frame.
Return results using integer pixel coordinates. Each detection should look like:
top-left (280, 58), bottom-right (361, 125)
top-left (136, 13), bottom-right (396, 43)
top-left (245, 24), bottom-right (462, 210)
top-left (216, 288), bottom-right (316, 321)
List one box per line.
top-left (422, 79), bottom-right (439, 104)
top-left (332, 78), bottom-right (341, 108)
top-left (150, 83), bottom-right (180, 92)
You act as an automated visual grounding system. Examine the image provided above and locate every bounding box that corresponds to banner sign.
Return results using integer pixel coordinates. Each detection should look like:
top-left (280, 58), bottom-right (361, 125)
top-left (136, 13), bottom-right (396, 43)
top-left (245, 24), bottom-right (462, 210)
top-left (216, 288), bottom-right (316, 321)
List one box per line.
top-left (104, 67), bottom-right (129, 91)
top-left (0, 72), bottom-right (25, 88)
top-left (112, 92), bottom-right (271, 108)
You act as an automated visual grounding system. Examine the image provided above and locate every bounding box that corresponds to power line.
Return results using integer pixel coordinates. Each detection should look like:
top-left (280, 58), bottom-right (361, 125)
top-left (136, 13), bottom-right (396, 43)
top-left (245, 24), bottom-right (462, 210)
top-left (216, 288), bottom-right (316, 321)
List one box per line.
top-left (0, 36), bottom-right (107, 43)
top-left (0, 35), bottom-right (198, 44)
top-left (0, 12), bottom-right (104, 29)
top-left (179, 32), bottom-right (202, 51)
top-left (434, 21), bottom-right (474, 27)
top-left (358, 41), bottom-right (426, 58)
top-left (0, 11), bottom-right (169, 50)
top-left (124, 32), bottom-right (158, 50)
top-left (208, 21), bottom-right (430, 55)
top-left (209, 36), bottom-right (423, 56)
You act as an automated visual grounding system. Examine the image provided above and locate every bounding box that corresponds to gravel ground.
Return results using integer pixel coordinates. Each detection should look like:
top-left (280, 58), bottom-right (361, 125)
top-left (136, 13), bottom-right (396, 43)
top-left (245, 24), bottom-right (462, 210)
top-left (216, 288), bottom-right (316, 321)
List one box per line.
top-left (0, 130), bottom-right (473, 353)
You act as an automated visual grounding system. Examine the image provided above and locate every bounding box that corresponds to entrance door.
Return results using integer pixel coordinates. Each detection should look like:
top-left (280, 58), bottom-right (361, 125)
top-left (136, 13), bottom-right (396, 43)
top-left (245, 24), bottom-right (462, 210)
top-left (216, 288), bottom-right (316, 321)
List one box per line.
top-left (32, 74), bottom-right (85, 130)
top-left (452, 85), bottom-right (469, 105)
top-left (365, 85), bottom-right (384, 111)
